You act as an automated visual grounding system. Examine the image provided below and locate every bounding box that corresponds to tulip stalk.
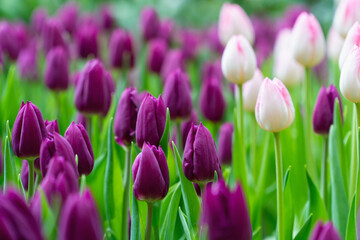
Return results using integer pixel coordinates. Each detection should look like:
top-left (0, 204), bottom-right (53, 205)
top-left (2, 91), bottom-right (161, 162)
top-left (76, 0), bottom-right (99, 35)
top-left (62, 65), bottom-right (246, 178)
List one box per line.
top-left (236, 84), bottom-right (247, 190)
top-left (121, 146), bottom-right (131, 240)
top-left (350, 103), bottom-right (360, 198)
top-left (176, 121), bottom-right (183, 153)
top-left (27, 159), bottom-right (35, 199)
top-left (251, 115), bottom-right (257, 181)
top-left (274, 132), bottom-right (284, 240)
top-left (145, 202), bottom-right (154, 240)
top-left (305, 68), bottom-right (315, 177)
top-left (321, 136), bottom-right (328, 206)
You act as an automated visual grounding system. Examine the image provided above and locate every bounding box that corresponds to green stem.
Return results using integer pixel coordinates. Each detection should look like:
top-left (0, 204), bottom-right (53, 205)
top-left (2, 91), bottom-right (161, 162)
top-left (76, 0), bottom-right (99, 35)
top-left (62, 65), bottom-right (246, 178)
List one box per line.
top-left (87, 116), bottom-right (92, 143)
top-left (145, 202), bottom-right (154, 240)
top-left (55, 92), bottom-right (61, 123)
top-left (350, 104), bottom-right (359, 198)
top-left (251, 114), bottom-right (257, 182)
top-left (274, 132), bottom-right (284, 240)
top-left (176, 121), bottom-right (182, 153)
top-left (121, 147), bottom-right (131, 240)
top-left (305, 68), bottom-right (315, 179)
top-left (321, 136), bottom-right (328, 207)
top-left (237, 84), bottom-right (248, 192)
top-left (27, 160), bottom-right (34, 200)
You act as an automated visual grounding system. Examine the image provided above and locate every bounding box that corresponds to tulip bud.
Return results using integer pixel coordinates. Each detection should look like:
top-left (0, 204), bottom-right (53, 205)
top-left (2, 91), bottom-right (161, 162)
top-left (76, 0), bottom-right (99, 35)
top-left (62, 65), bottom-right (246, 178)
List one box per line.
top-left (242, 68), bottom-right (263, 112)
top-left (147, 38), bottom-right (168, 74)
top-left (199, 77), bottom-right (226, 122)
top-left (109, 29), bottom-right (135, 69)
top-left (291, 12), bottom-right (325, 67)
top-left (20, 160), bottom-right (37, 191)
top-left (340, 45), bottom-right (360, 103)
top-left (136, 94), bottom-right (166, 147)
top-left (221, 35), bottom-right (256, 84)
top-left (163, 69), bottom-right (193, 120)
top-left (45, 119), bottom-right (60, 134)
top-left (31, 8), bottom-right (48, 35)
top-left (57, 2), bottom-right (78, 36)
top-left (333, 0), bottom-right (360, 38)
top-left (75, 24), bottom-right (99, 59)
top-left (255, 78), bottom-right (295, 132)
top-left (218, 2), bottom-right (254, 45)
top-left (310, 221), bottom-right (341, 240)
top-left (313, 85), bottom-right (343, 135)
top-left (100, 5), bottom-right (114, 31)
top-left (12, 101), bottom-right (47, 159)
top-left (180, 29), bottom-right (200, 60)
top-left (17, 45), bottom-right (39, 81)
top-left (181, 111), bottom-right (199, 149)
top-left (183, 123), bottom-right (221, 183)
top-left (161, 49), bottom-right (185, 81)
top-left (59, 189), bottom-right (102, 240)
top-left (132, 143), bottom-right (169, 202)
top-left (201, 60), bottom-right (222, 83)
top-left (42, 18), bottom-right (67, 54)
top-left (338, 22), bottom-right (360, 69)
top-left (40, 132), bottom-right (77, 177)
top-left (217, 123), bottom-right (234, 165)
top-left (114, 88), bottom-right (140, 146)
top-left (0, 188), bottom-right (44, 240)
top-left (327, 28), bottom-right (344, 62)
top-left (65, 122), bottom-right (94, 176)
top-left (201, 180), bottom-right (252, 240)
top-left (75, 59), bottom-right (114, 116)
top-left (45, 47), bottom-right (70, 91)
top-left (140, 7), bottom-right (160, 42)
top-left (159, 19), bottom-right (174, 44)
top-left (0, 22), bottom-right (28, 60)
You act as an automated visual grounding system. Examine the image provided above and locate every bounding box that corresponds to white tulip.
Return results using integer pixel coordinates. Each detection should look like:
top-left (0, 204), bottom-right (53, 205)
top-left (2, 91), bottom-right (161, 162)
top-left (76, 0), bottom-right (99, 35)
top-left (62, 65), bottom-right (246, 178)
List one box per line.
top-left (333, 0), bottom-right (360, 38)
top-left (243, 69), bottom-right (263, 112)
top-left (338, 22), bottom-right (360, 68)
top-left (327, 27), bottom-right (345, 62)
top-left (340, 45), bottom-right (360, 103)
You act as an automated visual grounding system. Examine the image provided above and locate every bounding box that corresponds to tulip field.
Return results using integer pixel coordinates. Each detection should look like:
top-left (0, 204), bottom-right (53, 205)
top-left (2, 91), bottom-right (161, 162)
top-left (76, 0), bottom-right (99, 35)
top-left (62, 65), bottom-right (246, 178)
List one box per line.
top-left (1, 0), bottom-right (360, 239)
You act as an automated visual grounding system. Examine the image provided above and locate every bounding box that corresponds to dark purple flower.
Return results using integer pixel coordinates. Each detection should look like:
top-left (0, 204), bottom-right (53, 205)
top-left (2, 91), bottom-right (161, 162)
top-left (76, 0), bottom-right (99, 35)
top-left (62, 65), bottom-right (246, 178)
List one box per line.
top-left (161, 49), bottom-right (185, 82)
top-left (12, 101), bottom-right (47, 159)
top-left (75, 23), bottom-right (99, 59)
top-left (163, 69), bottom-right (192, 120)
top-left (75, 59), bottom-right (114, 116)
top-left (132, 143), bottom-right (169, 202)
top-left (159, 19), bottom-right (174, 44)
top-left (42, 18), bottom-right (67, 54)
top-left (181, 110), bottom-right (198, 149)
top-left (201, 180), bottom-right (252, 240)
top-left (65, 122), bottom-right (94, 176)
top-left (310, 221), bottom-right (341, 240)
top-left (217, 123), bottom-right (234, 165)
top-left (114, 88), bottom-right (140, 146)
top-left (57, 2), bottom-right (79, 35)
top-left (31, 8), bottom-right (48, 35)
top-left (0, 188), bottom-right (44, 240)
top-left (199, 78), bottom-right (226, 122)
top-left (136, 94), bottom-right (166, 148)
top-left (313, 85), bottom-right (343, 135)
top-left (183, 123), bottom-right (221, 183)
top-left (109, 29), bottom-right (135, 69)
top-left (0, 21), bottom-right (28, 60)
top-left (58, 189), bottom-right (103, 240)
top-left (207, 25), bottom-right (224, 54)
top-left (201, 60), bottom-right (222, 83)
top-left (99, 5), bottom-right (115, 31)
top-left (147, 38), bottom-right (168, 74)
top-left (45, 46), bottom-right (70, 91)
top-left (76, 113), bottom-right (87, 129)
top-left (180, 29), bottom-right (201, 60)
top-left (40, 132), bottom-right (77, 177)
top-left (140, 7), bottom-right (160, 42)
top-left (45, 119), bottom-right (60, 134)
top-left (20, 160), bottom-right (37, 190)
top-left (17, 44), bottom-right (39, 81)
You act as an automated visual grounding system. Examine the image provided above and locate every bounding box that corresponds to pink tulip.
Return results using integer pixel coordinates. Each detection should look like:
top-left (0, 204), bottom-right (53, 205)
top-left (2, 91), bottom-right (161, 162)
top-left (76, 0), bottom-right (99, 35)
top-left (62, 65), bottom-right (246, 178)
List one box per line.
top-left (327, 28), bottom-right (344, 62)
top-left (333, 0), bottom-right (360, 38)
top-left (338, 22), bottom-right (360, 69)
top-left (242, 68), bottom-right (263, 112)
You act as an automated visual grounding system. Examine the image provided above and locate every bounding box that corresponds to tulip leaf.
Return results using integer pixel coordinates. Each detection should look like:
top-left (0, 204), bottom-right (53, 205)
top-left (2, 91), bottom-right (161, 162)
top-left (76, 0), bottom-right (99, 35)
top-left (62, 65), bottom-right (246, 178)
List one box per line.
top-left (130, 192), bottom-right (141, 240)
top-left (329, 125), bottom-right (349, 238)
top-left (40, 190), bottom-right (57, 239)
top-left (17, 173), bottom-right (26, 198)
top-left (252, 227), bottom-right (262, 240)
top-left (293, 214), bottom-right (313, 240)
top-left (104, 118), bottom-right (115, 223)
top-left (172, 142), bottom-right (200, 230)
top-left (345, 195), bottom-right (357, 240)
top-left (1, 66), bottom-right (19, 129)
top-left (3, 135), bottom-right (16, 191)
top-left (178, 207), bottom-right (192, 240)
top-left (159, 108), bottom-right (170, 157)
top-left (213, 171), bottom-right (218, 182)
top-left (284, 166), bottom-right (294, 240)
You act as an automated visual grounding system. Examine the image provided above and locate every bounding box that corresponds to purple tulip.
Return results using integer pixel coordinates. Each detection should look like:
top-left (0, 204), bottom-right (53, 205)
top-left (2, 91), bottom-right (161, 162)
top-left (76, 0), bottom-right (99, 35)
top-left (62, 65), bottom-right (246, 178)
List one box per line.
top-left (20, 160), bottom-right (37, 190)
top-left (65, 122), bottom-right (94, 176)
top-left (313, 85), bottom-right (343, 135)
top-left (42, 18), bottom-right (67, 54)
top-left (161, 49), bottom-right (185, 81)
top-left (75, 23), bottom-right (99, 59)
top-left (59, 189), bottom-right (103, 240)
top-left (199, 77), bottom-right (226, 122)
top-left (140, 7), bottom-right (160, 42)
top-left (45, 119), bottom-right (60, 134)
top-left (45, 46), bottom-right (70, 91)
top-left (201, 60), bottom-right (222, 83)
top-left (99, 5), bottom-right (115, 31)
top-left (57, 2), bottom-right (79, 35)
top-left (12, 101), bottom-right (47, 159)
top-left (31, 8), bottom-right (48, 35)
top-left (163, 69), bottom-right (192, 120)
top-left (136, 94), bottom-right (166, 147)
top-left (183, 123), bottom-right (221, 183)
top-left (40, 132), bottom-right (77, 177)
top-left (180, 29), bottom-right (200, 60)
top-left (181, 110), bottom-right (199, 149)
top-left (17, 44), bottom-right (39, 81)
top-left (0, 188), bottom-right (44, 240)
top-left (310, 221), bottom-right (341, 240)
top-left (218, 123), bottom-right (234, 165)
top-left (114, 88), bottom-right (140, 146)
top-left (133, 143), bottom-right (169, 202)
top-left (147, 38), bottom-right (168, 74)
top-left (159, 19), bottom-right (174, 44)
top-left (75, 59), bottom-right (114, 116)
top-left (109, 29), bottom-right (135, 69)
top-left (0, 47), bottom-right (4, 67)
top-left (0, 21), bottom-right (28, 60)
top-left (76, 113), bottom-right (87, 129)
top-left (207, 25), bottom-right (224, 54)
top-left (201, 180), bottom-right (252, 240)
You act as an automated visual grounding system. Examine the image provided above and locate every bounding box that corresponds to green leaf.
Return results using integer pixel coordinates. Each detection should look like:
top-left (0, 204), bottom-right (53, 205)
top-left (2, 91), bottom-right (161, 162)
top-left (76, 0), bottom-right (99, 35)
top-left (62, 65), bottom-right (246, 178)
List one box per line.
top-left (172, 143), bottom-right (200, 230)
top-left (3, 136), bottom-right (16, 190)
top-left (159, 108), bottom-right (170, 157)
top-left (329, 125), bottom-right (349, 238)
top-left (294, 214), bottom-right (313, 240)
top-left (130, 192), bottom-right (141, 240)
top-left (345, 195), bottom-right (357, 240)
top-left (40, 190), bottom-right (57, 239)
top-left (252, 227), bottom-right (262, 240)
top-left (284, 166), bottom-right (294, 240)
top-left (178, 207), bottom-right (192, 240)
top-left (104, 118), bottom-right (115, 222)
top-left (283, 166), bottom-right (291, 191)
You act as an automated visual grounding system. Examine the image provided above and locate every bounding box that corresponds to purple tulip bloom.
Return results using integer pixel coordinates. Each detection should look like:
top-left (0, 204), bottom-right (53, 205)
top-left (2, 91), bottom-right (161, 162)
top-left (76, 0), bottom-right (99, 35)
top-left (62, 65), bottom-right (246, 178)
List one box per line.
top-left (161, 49), bottom-right (185, 82)
top-left (42, 18), bottom-right (67, 54)
top-left (159, 19), bottom-right (174, 44)
top-left (45, 119), bottom-right (60, 134)
top-left (201, 60), bottom-right (222, 83)
top-left (140, 7), bottom-right (160, 42)
top-left (310, 221), bottom-right (341, 240)
top-left (206, 25), bottom-right (224, 54)
top-left (99, 5), bottom-right (115, 31)
top-left (109, 29), bottom-right (135, 69)
top-left (180, 29), bottom-right (201, 60)
top-left (181, 110), bottom-right (199, 149)
top-left (31, 8), bottom-right (48, 35)
top-left (147, 38), bottom-right (168, 74)
top-left (17, 44), bottom-right (39, 81)
top-left (45, 46), bottom-right (70, 91)
top-left (133, 143), bottom-right (169, 202)
top-left (75, 23), bottom-right (99, 59)
top-left (57, 2), bottom-right (79, 35)
top-left (0, 21), bottom-right (28, 60)
top-left (217, 123), bottom-right (234, 165)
